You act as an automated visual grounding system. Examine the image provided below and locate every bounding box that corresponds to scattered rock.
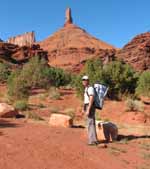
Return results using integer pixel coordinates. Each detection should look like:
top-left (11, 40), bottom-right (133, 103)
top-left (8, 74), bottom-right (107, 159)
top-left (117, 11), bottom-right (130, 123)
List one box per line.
top-left (0, 103), bottom-right (18, 118)
top-left (49, 114), bottom-right (73, 127)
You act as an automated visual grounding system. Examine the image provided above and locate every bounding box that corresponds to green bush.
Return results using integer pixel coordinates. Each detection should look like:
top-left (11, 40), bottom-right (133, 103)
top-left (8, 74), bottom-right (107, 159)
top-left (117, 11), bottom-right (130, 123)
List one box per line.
top-left (72, 59), bottom-right (104, 98)
top-left (103, 61), bottom-right (138, 99)
top-left (7, 69), bottom-right (30, 100)
top-left (82, 59), bottom-right (104, 84)
top-left (73, 59), bottom-right (138, 99)
top-left (7, 56), bottom-right (72, 100)
top-left (14, 100), bottom-right (28, 111)
top-left (136, 71), bottom-right (150, 97)
top-left (46, 67), bottom-right (72, 87)
top-left (0, 63), bottom-right (10, 83)
top-left (17, 56), bottom-right (50, 89)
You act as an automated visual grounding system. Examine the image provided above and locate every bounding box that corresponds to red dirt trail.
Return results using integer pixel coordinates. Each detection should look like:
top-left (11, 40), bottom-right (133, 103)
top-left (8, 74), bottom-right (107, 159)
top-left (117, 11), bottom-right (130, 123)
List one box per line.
top-left (0, 119), bottom-right (147, 169)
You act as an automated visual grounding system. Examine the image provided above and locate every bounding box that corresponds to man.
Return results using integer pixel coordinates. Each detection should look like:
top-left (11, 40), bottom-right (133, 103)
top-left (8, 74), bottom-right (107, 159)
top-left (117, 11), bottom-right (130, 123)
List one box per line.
top-left (82, 75), bottom-right (99, 145)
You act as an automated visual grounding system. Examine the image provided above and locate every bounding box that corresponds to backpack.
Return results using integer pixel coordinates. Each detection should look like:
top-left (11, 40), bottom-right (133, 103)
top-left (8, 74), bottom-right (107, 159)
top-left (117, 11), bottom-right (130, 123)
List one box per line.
top-left (93, 83), bottom-right (108, 109)
top-left (87, 83), bottom-right (108, 109)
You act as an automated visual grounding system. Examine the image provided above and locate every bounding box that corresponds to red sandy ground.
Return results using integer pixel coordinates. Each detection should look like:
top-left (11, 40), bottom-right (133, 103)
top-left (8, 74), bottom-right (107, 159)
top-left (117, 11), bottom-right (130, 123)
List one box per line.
top-left (0, 118), bottom-right (149, 169)
top-left (0, 85), bottom-right (150, 169)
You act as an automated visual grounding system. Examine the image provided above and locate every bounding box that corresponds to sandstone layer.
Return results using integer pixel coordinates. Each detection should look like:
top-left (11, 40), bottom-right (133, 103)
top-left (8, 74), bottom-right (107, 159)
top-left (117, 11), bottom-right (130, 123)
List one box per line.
top-left (117, 32), bottom-right (150, 71)
top-left (0, 42), bottom-right (48, 66)
top-left (7, 31), bottom-right (35, 47)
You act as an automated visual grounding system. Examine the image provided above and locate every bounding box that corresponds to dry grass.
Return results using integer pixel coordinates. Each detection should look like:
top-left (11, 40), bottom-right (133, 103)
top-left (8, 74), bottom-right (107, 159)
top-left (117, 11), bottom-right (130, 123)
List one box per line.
top-left (49, 107), bottom-right (60, 114)
top-left (109, 146), bottom-right (127, 155)
top-left (48, 87), bottom-right (61, 100)
top-left (63, 108), bottom-right (75, 119)
top-left (24, 111), bottom-right (44, 121)
top-left (125, 99), bottom-right (144, 112)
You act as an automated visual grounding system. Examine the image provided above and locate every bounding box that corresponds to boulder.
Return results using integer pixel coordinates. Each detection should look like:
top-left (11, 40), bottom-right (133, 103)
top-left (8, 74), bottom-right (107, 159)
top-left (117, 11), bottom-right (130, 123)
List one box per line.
top-left (96, 121), bottom-right (118, 142)
top-left (49, 114), bottom-right (73, 127)
top-left (0, 103), bottom-right (18, 118)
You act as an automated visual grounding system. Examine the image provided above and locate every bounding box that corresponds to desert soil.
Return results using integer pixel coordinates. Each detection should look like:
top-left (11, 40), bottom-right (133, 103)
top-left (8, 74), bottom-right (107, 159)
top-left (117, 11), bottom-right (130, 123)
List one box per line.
top-left (0, 85), bottom-right (150, 169)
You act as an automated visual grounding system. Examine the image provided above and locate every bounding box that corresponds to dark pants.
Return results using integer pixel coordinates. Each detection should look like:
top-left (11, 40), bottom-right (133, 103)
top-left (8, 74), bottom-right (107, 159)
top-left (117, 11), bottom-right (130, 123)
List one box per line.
top-left (84, 104), bottom-right (97, 144)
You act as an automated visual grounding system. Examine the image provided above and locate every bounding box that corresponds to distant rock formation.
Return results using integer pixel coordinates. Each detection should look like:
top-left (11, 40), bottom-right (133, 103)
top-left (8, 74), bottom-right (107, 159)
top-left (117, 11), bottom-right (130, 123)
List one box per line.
top-left (39, 8), bottom-right (115, 72)
top-left (0, 42), bottom-right (48, 67)
top-left (0, 39), bottom-right (3, 42)
top-left (64, 7), bottom-right (73, 26)
top-left (7, 31), bottom-right (35, 47)
top-left (117, 32), bottom-right (150, 71)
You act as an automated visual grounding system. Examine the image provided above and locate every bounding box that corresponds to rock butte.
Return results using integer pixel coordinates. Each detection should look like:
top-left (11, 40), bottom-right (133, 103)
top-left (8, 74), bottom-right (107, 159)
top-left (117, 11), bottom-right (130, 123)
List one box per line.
top-left (0, 7), bottom-right (149, 72)
top-left (7, 31), bottom-right (36, 47)
top-left (39, 8), bottom-right (116, 72)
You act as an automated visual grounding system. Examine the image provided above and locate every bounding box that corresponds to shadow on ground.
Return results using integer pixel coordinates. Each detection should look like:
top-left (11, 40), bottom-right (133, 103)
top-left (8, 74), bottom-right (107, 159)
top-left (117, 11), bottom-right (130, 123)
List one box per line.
top-left (71, 125), bottom-right (85, 129)
top-left (117, 134), bottom-right (150, 141)
top-left (0, 119), bottom-right (20, 128)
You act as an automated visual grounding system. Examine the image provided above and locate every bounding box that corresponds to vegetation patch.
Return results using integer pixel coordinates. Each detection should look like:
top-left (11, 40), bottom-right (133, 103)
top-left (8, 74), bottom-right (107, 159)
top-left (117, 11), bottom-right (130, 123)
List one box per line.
top-left (14, 100), bottom-right (29, 111)
top-left (48, 87), bottom-right (61, 100)
top-left (63, 108), bottom-right (75, 119)
top-left (125, 99), bottom-right (144, 112)
top-left (24, 111), bottom-right (44, 121)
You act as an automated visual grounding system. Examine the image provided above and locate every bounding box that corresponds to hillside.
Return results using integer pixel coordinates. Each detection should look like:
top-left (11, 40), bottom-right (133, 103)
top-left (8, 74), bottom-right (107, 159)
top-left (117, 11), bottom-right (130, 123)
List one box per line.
top-left (117, 32), bottom-right (150, 71)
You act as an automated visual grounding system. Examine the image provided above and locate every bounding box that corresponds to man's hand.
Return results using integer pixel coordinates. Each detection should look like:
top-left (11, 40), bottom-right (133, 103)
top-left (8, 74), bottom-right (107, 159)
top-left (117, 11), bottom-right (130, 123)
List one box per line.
top-left (85, 110), bottom-right (90, 116)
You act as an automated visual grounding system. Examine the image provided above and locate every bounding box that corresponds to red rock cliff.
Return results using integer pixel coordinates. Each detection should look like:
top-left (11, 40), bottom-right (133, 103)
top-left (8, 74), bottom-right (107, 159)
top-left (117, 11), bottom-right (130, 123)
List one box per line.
top-left (7, 31), bottom-right (35, 47)
top-left (117, 32), bottom-right (150, 71)
top-left (39, 8), bottom-right (115, 72)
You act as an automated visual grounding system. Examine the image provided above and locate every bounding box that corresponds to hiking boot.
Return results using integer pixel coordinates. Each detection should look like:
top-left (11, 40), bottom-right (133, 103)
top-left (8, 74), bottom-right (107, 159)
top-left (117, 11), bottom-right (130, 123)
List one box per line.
top-left (88, 141), bottom-right (99, 146)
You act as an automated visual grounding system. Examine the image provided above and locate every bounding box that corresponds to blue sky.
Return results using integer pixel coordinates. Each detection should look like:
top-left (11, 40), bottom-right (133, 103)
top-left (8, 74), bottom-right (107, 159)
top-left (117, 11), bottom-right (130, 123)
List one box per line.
top-left (1, 0), bottom-right (150, 48)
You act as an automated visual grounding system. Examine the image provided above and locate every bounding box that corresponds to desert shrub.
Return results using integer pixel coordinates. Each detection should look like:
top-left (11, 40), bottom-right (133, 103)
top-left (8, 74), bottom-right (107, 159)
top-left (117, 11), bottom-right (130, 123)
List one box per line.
top-left (7, 69), bottom-right (30, 100)
top-left (82, 59), bottom-right (104, 84)
top-left (7, 56), bottom-right (72, 100)
top-left (46, 67), bottom-right (72, 87)
top-left (14, 100), bottom-right (28, 111)
top-left (17, 56), bottom-right (50, 89)
top-left (48, 87), bottom-right (61, 100)
top-left (125, 99), bottom-right (144, 112)
top-left (0, 62), bottom-right (10, 83)
top-left (136, 71), bottom-right (150, 97)
top-left (73, 59), bottom-right (138, 99)
top-left (72, 59), bottom-right (104, 97)
top-left (25, 111), bottom-right (43, 121)
top-left (103, 61), bottom-right (138, 99)
top-left (49, 107), bottom-right (60, 114)
top-left (38, 103), bottom-right (46, 108)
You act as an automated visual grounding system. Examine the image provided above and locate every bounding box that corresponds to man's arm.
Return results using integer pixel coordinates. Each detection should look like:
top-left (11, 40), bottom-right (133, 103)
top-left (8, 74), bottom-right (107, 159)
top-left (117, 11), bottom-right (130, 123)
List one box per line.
top-left (86, 95), bottom-right (94, 116)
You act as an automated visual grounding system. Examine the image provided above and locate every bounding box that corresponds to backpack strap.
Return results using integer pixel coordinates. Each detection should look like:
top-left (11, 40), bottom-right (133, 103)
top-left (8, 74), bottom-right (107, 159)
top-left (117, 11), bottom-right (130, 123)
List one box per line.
top-left (86, 85), bottom-right (94, 98)
top-left (86, 86), bottom-right (95, 100)
top-left (86, 87), bottom-right (89, 98)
